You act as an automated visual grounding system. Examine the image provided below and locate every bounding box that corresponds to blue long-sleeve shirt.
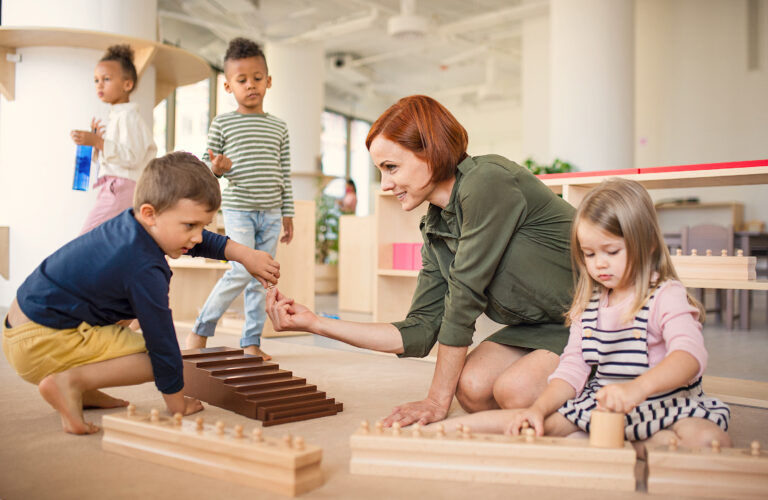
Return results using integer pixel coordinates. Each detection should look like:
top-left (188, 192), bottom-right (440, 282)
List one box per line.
top-left (16, 209), bottom-right (229, 394)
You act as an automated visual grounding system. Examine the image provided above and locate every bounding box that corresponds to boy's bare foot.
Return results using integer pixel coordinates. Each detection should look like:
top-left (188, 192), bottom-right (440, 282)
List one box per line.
top-left (39, 373), bottom-right (99, 435)
top-left (82, 389), bottom-right (129, 409)
top-left (243, 345), bottom-right (272, 361)
top-left (185, 332), bottom-right (208, 350)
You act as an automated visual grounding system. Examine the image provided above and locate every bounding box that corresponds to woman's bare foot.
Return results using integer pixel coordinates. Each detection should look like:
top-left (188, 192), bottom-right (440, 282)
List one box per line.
top-left (39, 373), bottom-right (99, 435)
top-left (243, 345), bottom-right (272, 361)
top-left (185, 332), bottom-right (208, 350)
top-left (82, 389), bottom-right (129, 409)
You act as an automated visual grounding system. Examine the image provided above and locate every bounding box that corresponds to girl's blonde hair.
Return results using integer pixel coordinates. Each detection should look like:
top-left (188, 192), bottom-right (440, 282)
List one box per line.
top-left (565, 178), bottom-right (705, 325)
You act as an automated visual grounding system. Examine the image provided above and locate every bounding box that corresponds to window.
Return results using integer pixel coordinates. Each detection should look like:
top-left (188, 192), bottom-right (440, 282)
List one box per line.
top-left (173, 79), bottom-right (210, 157)
top-left (321, 110), bottom-right (373, 215)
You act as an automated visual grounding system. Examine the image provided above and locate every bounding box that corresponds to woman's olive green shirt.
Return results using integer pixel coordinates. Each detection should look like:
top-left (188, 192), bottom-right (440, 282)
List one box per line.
top-left (392, 155), bottom-right (575, 358)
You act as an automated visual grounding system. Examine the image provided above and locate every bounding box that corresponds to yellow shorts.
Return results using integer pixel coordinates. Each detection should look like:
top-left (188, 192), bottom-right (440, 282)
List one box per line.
top-left (2, 317), bottom-right (146, 385)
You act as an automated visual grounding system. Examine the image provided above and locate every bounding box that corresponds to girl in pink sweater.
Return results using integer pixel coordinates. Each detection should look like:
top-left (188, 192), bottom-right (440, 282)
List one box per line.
top-left (438, 178), bottom-right (730, 453)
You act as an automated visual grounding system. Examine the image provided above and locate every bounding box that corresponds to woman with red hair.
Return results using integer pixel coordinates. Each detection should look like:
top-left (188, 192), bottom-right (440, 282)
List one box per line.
top-left (267, 95), bottom-right (574, 426)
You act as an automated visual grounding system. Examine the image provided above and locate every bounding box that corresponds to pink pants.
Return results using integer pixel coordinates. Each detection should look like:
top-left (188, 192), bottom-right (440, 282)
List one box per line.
top-left (79, 176), bottom-right (137, 235)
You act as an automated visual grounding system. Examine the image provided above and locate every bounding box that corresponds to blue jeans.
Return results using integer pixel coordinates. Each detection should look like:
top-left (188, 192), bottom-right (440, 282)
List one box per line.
top-left (193, 208), bottom-right (282, 347)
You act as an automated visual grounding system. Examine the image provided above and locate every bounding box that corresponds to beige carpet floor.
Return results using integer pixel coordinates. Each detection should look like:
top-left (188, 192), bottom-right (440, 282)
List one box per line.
top-left (1, 326), bottom-right (766, 500)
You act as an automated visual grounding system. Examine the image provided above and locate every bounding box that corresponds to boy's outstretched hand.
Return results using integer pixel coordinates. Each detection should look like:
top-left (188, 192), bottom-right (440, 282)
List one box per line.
top-left (208, 149), bottom-right (232, 176)
top-left (242, 249), bottom-right (280, 289)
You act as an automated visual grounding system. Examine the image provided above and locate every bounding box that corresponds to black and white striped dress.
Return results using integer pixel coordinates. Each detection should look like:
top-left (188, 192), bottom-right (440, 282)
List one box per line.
top-left (557, 285), bottom-right (730, 441)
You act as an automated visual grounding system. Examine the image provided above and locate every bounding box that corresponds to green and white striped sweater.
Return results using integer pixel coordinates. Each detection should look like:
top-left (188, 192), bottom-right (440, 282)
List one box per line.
top-left (203, 112), bottom-right (295, 216)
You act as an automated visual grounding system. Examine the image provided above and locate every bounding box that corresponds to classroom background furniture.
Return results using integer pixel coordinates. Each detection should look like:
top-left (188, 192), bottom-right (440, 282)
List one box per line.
top-left (681, 224), bottom-right (736, 330)
top-left (169, 200), bottom-right (315, 338)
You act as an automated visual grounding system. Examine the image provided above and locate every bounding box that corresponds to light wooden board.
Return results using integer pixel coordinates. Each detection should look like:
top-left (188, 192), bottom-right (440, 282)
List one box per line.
top-left (671, 254), bottom-right (756, 281)
top-left (350, 423), bottom-right (636, 491)
top-left (338, 215), bottom-right (373, 313)
top-left (702, 376), bottom-right (768, 409)
top-left (647, 441), bottom-right (768, 499)
top-left (102, 407), bottom-right (323, 497)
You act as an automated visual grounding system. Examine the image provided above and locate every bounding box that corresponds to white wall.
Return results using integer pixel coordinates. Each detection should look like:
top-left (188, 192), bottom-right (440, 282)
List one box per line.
top-left (636, 0), bottom-right (768, 166)
top-left (0, 0), bottom-right (157, 307)
top-left (636, 0), bottom-right (768, 225)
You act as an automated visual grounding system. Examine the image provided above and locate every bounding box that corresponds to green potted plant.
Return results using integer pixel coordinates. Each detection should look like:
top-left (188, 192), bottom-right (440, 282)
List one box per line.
top-left (523, 157), bottom-right (574, 175)
top-left (315, 191), bottom-right (340, 293)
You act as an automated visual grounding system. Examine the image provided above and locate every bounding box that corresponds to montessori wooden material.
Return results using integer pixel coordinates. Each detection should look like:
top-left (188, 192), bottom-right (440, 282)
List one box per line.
top-left (589, 410), bottom-right (626, 449)
top-left (182, 347), bottom-right (343, 426)
top-left (102, 406), bottom-right (323, 497)
top-left (671, 249), bottom-right (757, 281)
top-left (349, 421), bottom-right (637, 491)
top-left (647, 439), bottom-right (768, 499)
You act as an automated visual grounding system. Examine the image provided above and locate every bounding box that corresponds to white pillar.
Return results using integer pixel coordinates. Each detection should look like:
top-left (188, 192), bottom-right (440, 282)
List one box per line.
top-left (521, 12), bottom-right (551, 164)
top-left (0, 0), bottom-right (157, 306)
top-left (549, 0), bottom-right (634, 172)
top-left (264, 42), bottom-right (325, 201)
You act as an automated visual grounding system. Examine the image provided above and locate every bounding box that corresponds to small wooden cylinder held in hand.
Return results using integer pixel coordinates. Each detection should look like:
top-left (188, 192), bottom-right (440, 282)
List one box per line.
top-left (589, 410), bottom-right (625, 448)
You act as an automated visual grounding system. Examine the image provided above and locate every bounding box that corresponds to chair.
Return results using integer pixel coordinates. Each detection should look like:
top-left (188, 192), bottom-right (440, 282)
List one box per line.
top-left (680, 224), bottom-right (736, 330)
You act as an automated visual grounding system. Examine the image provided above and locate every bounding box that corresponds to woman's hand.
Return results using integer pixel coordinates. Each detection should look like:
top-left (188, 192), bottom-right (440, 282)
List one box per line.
top-left (266, 288), bottom-right (318, 332)
top-left (595, 381), bottom-right (645, 414)
top-left (382, 397), bottom-right (448, 427)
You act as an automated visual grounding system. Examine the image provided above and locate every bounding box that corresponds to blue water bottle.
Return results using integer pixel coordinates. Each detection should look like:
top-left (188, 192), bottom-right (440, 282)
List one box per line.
top-left (72, 145), bottom-right (92, 191)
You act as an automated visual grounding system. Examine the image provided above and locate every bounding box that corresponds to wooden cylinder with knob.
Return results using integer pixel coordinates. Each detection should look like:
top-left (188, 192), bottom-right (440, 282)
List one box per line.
top-left (589, 410), bottom-right (625, 448)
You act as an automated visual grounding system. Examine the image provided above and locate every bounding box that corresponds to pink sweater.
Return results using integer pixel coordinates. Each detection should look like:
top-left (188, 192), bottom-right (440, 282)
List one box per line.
top-left (549, 280), bottom-right (708, 395)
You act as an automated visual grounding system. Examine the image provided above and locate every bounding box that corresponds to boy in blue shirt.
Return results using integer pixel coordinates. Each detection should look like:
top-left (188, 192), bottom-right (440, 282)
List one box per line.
top-left (2, 152), bottom-right (280, 435)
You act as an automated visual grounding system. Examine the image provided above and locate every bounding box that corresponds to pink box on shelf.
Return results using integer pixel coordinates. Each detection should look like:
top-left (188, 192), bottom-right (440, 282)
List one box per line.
top-left (392, 243), bottom-right (414, 270)
top-left (412, 243), bottom-right (423, 270)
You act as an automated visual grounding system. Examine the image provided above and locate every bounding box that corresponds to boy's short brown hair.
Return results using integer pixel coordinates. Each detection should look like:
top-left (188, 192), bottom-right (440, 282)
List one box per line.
top-left (134, 152), bottom-right (221, 214)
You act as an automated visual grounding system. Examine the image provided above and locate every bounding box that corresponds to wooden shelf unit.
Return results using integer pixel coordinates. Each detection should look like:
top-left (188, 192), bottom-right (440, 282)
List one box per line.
top-left (540, 161), bottom-right (768, 291)
top-left (373, 192), bottom-right (427, 323)
top-left (0, 26), bottom-right (212, 104)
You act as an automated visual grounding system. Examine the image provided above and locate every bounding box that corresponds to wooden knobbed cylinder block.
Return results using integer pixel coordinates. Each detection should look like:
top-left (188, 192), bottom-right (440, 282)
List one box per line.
top-left (589, 410), bottom-right (625, 449)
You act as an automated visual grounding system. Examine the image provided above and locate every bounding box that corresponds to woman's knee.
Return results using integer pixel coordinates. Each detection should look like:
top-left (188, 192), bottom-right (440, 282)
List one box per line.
top-left (492, 350), bottom-right (559, 409)
top-left (492, 372), bottom-right (539, 409)
top-left (455, 367), bottom-right (496, 412)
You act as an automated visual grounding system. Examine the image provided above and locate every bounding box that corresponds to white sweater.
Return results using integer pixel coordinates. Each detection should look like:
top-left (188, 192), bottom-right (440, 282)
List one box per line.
top-left (95, 102), bottom-right (157, 182)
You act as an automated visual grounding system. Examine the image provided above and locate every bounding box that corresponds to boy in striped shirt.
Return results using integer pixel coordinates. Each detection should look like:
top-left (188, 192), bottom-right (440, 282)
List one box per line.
top-left (186, 38), bottom-right (294, 361)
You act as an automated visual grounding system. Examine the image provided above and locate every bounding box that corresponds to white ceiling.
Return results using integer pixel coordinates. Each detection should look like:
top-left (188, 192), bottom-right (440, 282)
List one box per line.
top-left (158, 0), bottom-right (550, 106)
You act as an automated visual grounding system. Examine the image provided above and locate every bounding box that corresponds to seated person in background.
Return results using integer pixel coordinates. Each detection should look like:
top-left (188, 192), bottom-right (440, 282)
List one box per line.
top-left (2, 152), bottom-right (280, 435)
top-left (337, 178), bottom-right (357, 214)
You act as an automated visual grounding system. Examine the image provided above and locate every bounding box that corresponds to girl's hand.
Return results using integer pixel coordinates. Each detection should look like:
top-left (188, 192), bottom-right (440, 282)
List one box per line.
top-left (70, 129), bottom-right (101, 148)
top-left (90, 118), bottom-right (105, 138)
top-left (209, 149), bottom-right (232, 176)
top-left (595, 382), bottom-right (646, 413)
top-left (505, 407), bottom-right (546, 436)
top-left (266, 288), bottom-right (318, 332)
top-left (382, 397), bottom-right (448, 427)
top-left (241, 249), bottom-right (279, 288)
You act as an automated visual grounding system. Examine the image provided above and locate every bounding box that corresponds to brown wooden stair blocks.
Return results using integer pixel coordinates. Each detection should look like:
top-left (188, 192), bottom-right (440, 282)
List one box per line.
top-left (182, 347), bottom-right (343, 426)
top-left (102, 406), bottom-right (323, 496)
